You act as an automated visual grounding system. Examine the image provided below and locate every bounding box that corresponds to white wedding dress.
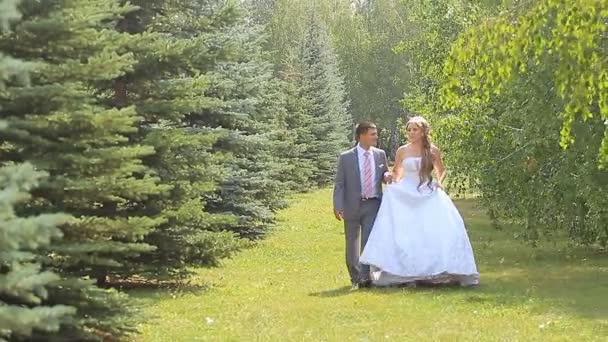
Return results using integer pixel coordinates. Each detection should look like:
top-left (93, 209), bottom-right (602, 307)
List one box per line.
top-left (360, 157), bottom-right (479, 286)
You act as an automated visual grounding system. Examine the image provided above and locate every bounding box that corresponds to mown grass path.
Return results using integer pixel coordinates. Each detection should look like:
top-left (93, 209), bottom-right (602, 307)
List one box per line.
top-left (132, 189), bottom-right (607, 341)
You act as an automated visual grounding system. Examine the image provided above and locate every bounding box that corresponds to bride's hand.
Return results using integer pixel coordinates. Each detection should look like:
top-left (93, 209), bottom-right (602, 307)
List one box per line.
top-left (383, 172), bottom-right (394, 184)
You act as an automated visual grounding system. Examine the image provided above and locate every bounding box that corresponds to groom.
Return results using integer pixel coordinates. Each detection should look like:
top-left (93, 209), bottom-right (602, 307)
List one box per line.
top-left (333, 121), bottom-right (391, 290)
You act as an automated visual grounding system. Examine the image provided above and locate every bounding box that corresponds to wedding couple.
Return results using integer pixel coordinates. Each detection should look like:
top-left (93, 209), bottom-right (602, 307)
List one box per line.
top-left (333, 116), bottom-right (479, 290)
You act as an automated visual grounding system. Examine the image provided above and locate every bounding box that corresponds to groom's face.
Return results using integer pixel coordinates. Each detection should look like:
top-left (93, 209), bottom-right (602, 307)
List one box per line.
top-left (360, 127), bottom-right (378, 147)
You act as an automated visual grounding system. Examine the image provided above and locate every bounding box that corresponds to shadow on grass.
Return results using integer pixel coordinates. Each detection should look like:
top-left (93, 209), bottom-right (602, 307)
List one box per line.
top-left (309, 286), bottom-right (353, 298)
top-left (121, 278), bottom-right (211, 301)
top-left (309, 282), bottom-right (430, 298)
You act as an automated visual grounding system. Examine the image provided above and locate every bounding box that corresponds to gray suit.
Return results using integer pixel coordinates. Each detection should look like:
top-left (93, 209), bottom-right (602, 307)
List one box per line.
top-left (333, 146), bottom-right (389, 283)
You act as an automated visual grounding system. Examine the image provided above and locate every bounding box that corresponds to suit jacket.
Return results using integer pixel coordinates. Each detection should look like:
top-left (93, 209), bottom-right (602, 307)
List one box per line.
top-left (333, 146), bottom-right (389, 220)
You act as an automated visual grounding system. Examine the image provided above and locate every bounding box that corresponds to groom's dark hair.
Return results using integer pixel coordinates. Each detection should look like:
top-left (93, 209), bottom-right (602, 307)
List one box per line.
top-left (355, 121), bottom-right (377, 142)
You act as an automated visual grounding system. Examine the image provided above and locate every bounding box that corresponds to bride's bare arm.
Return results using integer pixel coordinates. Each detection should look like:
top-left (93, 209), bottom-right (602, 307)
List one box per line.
top-left (432, 145), bottom-right (447, 186)
top-left (392, 146), bottom-right (407, 182)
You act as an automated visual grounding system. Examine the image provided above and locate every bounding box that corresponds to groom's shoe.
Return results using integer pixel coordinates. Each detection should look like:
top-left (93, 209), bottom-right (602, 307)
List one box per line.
top-left (359, 279), bottom-right (372, 288)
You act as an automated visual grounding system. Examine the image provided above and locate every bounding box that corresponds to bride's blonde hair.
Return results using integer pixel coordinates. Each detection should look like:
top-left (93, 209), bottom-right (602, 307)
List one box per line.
top-left (406, 116), bottom-right (434, 189)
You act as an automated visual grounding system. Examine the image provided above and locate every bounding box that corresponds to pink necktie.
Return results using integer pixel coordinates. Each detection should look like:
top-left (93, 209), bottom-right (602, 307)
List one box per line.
top-left (363, 151), bottom-right (373, 197)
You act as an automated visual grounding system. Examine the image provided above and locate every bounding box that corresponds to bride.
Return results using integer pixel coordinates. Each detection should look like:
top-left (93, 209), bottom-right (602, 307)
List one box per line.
top-left (360, 116), bottom-right (479, 287)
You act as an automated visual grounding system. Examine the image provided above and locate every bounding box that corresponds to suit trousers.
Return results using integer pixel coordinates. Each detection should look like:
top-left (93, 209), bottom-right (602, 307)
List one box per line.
top-left (344, 198), bottom-right (381, 283)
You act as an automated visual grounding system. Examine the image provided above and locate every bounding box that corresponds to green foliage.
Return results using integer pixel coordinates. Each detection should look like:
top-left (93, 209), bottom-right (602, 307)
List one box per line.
top-left (388, 0), bottom-right (495, 191)
top-left (440, 0), bottom-right (608, 245)
top-left (0, 0), bottom-right (167, 277)
top-left (0, 163), bottom-right (75, 341)
top-left (395, 0), bottom-right (483, 117)
top-left (139, 127), bottom-right (242, 273)
top-left (0, 3), bottom-right (76, 339)
top-left (0, 0), bottom-right (31, 90)
top-left (0, 0), bottom-right (20, 31)
top-left (0, 0), bottom-right (162, 338)
top-left (109, 0), bottom-right (246, 276)
top-left (201, 19), bottom-right (295, 237)
top-left (264, 0), bottom-right (407, 154)
top-left (274, 68), bottom-right (318, 192)
top-left (443, 0), bottom-right (608, 167)
top-left (298, 14), bottom-right (352, 185)
top-left (330, 0), bottom-right (414, 153)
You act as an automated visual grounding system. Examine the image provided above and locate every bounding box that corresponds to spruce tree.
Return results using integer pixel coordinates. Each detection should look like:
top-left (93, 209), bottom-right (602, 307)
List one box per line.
top-left (0, 0), bottom-right (168, 280)
top-left (108, 0), bottom-right (247, 274)
top-left (243, 2), bottom-right (320, 192)
top-left (192, 3), bottom-right (294, 238)
top-left (0, 163), bottom-right (76, 341)
top-left (114, 0), bottom-right (298, 243)
top-left (274, 57), bottom-right (318, 192)
top-left (0, 0), bottom-right (162, 338)
top-left (299, 14), bottom-right (352, 186)
top-left (0, 3), bottom-right (75, 339)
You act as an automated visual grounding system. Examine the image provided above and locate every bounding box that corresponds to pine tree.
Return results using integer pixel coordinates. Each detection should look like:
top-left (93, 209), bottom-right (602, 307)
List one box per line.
top-left (0, 0), bottom-right (164, 338)
top-left (299, 13), bottom-right (352, 186)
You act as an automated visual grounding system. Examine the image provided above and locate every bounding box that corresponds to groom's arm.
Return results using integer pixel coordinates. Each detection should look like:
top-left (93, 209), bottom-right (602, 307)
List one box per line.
top-left (333, 154), bottom-right (346, 220)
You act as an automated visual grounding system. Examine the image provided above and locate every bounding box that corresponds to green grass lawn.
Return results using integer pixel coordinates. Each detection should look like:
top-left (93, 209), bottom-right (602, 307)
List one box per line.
top-left (130, 189), bottom-right (607, 341)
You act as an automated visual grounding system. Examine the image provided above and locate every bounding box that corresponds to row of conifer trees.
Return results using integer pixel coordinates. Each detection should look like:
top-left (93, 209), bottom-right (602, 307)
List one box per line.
top-left (0, 0), bottom-right (351, 340)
